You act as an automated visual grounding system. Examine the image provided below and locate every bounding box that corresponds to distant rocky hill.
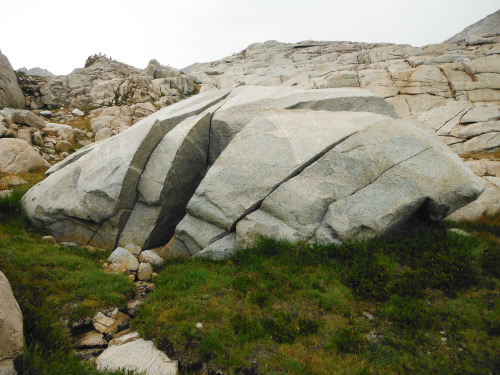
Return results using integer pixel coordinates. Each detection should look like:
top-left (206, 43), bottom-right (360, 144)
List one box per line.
top-left (16, 67), bottom-right (54, 77)
top-left (18, 57), bottom-right (196, 111)
top-left (446, 9), bottom-right (500, 43)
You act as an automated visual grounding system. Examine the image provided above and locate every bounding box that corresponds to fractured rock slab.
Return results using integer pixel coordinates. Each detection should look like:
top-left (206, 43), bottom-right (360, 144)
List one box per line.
top-left (174, 109), bottom-right (392, 255)
top-left (208, 85), bottom-right (397, 164)
top-left (22, 89), bottom-right (230, 248)
top-left (95, 338), bottom-right (178, 375)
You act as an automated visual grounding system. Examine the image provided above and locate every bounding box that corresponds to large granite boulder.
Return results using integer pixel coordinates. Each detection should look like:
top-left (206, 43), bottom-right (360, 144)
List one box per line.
top-left (169, 115), bottom-right (484, 259)
top-left (23, 86), bottom-right (484, 253)
top-left (0, 51), bottom-right (24, 108)
top-left (0, 272), bottom-right (24, 375)
top-left (23, 90), bottom-right (230, 248)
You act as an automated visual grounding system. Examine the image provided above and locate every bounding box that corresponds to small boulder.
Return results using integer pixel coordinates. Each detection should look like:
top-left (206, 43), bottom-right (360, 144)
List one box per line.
top-left (124, 243), bottom-right (142, 256)
top-left (12, 110), bottom-right (46, 130)
top-left (17, 128), bottom-right (32, 144)
top-left (108, 247), bottom-right (139, 271)
top-left (39, 110), bottom-right (53, 118)
top-left (138, 250), bottom-right (164, 266)
top-left (72, 109), bottom-right (85, 117)
top-left (92, 309), bottom-right (129, 335)
top-left (137, 263), bottom-right (153, 281)
top-left (55, 140), bottom-right (73, 153)
top-left (0, 122), bottom-right (7, 137)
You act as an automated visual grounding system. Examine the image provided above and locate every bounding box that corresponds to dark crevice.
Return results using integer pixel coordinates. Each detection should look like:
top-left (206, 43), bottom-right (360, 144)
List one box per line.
top-left (310, 146), bottom-right (433, 241)
top-left (435, 106), bottom-right (472, 133)
top-left (85, 221), bottom-right (104, 246)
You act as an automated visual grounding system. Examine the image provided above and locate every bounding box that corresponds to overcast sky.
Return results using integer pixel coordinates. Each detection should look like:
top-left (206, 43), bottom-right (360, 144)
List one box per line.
top-left (1, 1), bottom-right (498, 75)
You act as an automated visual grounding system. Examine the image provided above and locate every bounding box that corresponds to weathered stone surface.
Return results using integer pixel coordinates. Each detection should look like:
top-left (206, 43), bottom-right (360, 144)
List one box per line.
top-left (77, 330), bottom-right (108, 348)
top-left (447, 179), bottom-right (500, 221)
top-left (0, 138), bottom-right (49, 174)
top-left (23, 89), bottom-right (230, 248)
top-left (451, 132), bottom-right (500, 154)
top-left (117, 104), bottom-right (221, 249)
top-left (17, 128), bottom-right (32, 144)
top-left (34, 56), bottom-right (195, 110)
top-left (175, 109), bottom-right (392, 255)
top-left (92, 310), bottom-right (130, 335)
top-left (137, 263), bottom-right (153, 281)
top-left (0, 50), bottom-right (25, 108)
top-left (208, 85), bottom-right (397, 164)
top-left (95, 338), bottom-right (178, 375)
top-left (233, 119), bottom-right (484, 250)
top-left (0, 272), bottom-right (24, 370)
top-left (55, 140), bottom-right (72, 152)
top-left (72, 109), bottom-right (84, 117)
top-left (193, 118), bottom-right (483, 257)
top-left (108, 331), bottom-right (140, 346)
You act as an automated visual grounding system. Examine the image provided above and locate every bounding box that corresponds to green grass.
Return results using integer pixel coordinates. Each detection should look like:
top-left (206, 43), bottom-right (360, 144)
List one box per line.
top-left (131, 225), bottom-right (499, 374)
top-left (1, 174), bottom-right (499, 374)
top-left (0, 173), bottom-right (135, 374)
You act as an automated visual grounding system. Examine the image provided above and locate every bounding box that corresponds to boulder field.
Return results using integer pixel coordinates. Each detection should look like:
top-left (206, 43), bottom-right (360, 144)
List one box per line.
top-left (22, 85), bottom-right (484, 258)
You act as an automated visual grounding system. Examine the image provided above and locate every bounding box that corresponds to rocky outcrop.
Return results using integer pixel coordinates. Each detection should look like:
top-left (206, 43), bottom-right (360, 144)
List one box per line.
top-left (445, 9), bottom-right (500, 43)
top-left (0, 272), bottom-right (24, 375)
top-left (23, 57), bottom-right (196, 111)
top-left (23, 85), bottom-right (483, 254)
top-left (0, 51), bottom-right (24, 108)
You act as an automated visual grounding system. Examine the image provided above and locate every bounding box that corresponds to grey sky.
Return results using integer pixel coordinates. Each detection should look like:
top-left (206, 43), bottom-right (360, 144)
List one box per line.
top-left (1, 0), bottom-right (498, 75)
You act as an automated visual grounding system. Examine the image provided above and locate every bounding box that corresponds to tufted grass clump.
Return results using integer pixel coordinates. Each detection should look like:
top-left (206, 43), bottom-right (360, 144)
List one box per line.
top-left (0, 173), bottom-right (135, 374)
top-left (132, 221), bottom-right (499, 374)
top-left (2, 173), bottom-right (499, 374)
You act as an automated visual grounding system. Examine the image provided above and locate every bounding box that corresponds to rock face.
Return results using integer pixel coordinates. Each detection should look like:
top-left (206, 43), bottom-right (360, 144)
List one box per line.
top-left (0, 50), bottom-right (24, 108)
top-left (0, 272), bottom-right (24, 375)
top-left (0, 138), bottom-right (50, 174)
top-left (445, 9), bottom-right (500, 43)
top-left (23, 84), bottom-right (484, 254)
